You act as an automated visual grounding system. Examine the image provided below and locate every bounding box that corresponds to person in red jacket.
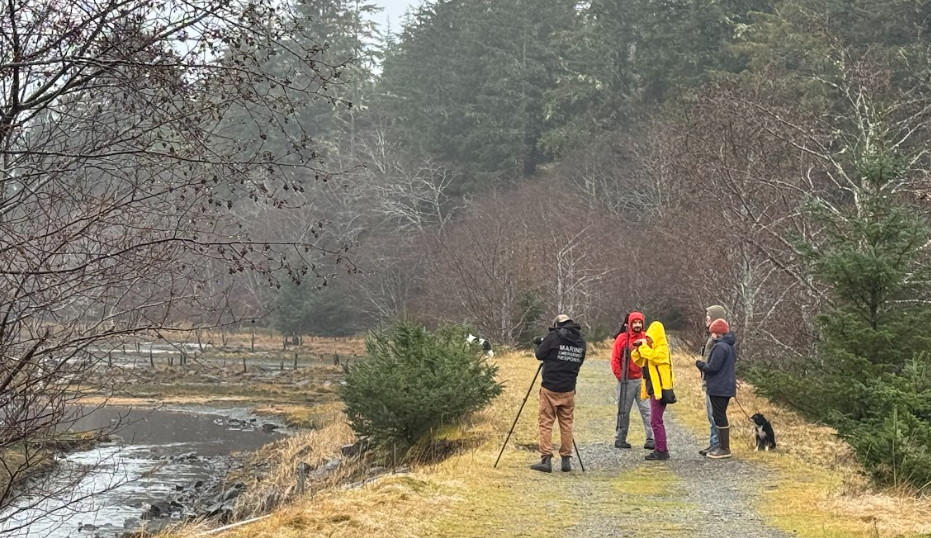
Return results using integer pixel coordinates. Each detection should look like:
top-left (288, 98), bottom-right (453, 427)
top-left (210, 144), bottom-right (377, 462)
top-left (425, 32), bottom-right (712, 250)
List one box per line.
top-left (611, 312), bottom-right (654, 449)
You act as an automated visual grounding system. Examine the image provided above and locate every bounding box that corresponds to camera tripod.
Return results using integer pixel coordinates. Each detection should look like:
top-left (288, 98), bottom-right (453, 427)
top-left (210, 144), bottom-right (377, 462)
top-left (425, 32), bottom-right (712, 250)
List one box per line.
top-left (493, 362), bottom-right (585, 471)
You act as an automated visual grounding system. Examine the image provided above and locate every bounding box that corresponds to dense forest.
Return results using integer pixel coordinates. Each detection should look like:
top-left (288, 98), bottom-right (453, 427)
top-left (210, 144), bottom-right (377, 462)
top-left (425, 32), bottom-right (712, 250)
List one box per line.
top-left (243, 0), bottom-right (930, 342)
top-left (218, 0), bottom-right (931, 488)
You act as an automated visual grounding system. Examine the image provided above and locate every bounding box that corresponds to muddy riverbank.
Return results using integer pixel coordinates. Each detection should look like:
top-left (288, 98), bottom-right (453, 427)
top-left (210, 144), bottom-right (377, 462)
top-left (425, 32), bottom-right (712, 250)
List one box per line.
top-left (0, 406), bottom-right (286, 538)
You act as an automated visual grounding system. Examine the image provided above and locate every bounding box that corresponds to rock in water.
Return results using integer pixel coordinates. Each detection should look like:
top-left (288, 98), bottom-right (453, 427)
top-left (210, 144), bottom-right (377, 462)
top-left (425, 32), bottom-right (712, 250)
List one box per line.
top-left (206, 502), bottom-right (235, 522)
top-left (221, 482), bottom-right (246, 502)
top-left (147, 500), bottom-right (172, 518)
top-left (261, 423), bottom-right (278, 433)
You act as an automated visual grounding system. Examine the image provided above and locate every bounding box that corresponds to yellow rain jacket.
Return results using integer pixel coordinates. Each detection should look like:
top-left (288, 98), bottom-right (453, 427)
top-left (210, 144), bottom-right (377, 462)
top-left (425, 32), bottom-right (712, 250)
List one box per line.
top-left (631, 321), bottom-right (674, 401)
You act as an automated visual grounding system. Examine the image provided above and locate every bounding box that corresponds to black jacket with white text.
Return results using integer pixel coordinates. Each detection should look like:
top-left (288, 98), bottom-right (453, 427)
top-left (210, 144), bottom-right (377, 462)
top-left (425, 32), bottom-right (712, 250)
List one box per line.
top-left (534, 322), bottom-right (587, 392)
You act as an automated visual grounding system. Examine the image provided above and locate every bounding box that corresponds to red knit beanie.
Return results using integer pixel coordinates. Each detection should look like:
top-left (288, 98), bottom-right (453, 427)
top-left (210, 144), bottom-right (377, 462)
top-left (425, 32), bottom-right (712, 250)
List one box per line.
top-left (709, 319), bottom-right (729, 335)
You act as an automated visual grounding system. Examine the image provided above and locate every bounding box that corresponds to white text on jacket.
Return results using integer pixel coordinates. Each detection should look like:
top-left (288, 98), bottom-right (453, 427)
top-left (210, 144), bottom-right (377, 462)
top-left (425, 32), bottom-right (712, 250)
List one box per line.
top-left (557, 345), bottom-right (584, 363)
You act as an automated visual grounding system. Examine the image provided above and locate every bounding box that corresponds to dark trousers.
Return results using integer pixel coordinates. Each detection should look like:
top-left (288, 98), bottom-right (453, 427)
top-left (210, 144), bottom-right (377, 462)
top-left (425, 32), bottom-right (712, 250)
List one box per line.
top-left (709, 395), bottom-right (730, 429)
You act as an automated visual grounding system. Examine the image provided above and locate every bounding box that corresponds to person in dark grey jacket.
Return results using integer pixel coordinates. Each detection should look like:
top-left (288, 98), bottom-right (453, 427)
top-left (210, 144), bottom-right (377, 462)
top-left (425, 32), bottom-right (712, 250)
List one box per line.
top-left (699, 304), bottom-right (727, 455)
top-left (695, 318), bottom-right (736, 459)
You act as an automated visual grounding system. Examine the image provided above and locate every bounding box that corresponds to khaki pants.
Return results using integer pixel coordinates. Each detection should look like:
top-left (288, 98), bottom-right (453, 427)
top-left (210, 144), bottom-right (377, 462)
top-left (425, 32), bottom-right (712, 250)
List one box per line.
top-left (538, 387), bottom-right (575, 457)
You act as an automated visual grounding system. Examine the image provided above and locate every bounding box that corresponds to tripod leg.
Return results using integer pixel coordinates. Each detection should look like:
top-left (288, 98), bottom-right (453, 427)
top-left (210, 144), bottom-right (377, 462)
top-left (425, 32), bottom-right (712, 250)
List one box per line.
top-left (573, 439), bottom-right (585, 472)
top-left (493, 363), bottom-right (543, 468)
top-left (615, 343), bottom-right (631, 440)
top-left (616, 376), bottom-right (630, 439)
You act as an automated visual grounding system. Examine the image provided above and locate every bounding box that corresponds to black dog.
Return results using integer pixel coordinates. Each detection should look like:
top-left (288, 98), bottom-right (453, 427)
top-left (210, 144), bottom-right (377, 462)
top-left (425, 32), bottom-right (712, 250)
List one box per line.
top-left (751, 413), bottom-right (776, 451)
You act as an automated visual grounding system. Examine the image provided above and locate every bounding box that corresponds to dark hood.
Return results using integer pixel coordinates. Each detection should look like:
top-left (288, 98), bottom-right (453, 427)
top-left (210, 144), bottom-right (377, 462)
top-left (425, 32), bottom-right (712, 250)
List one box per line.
top-left (556, 322), bottom-right (585, 347)
top-left (720, 332), bottom-right (736, 346)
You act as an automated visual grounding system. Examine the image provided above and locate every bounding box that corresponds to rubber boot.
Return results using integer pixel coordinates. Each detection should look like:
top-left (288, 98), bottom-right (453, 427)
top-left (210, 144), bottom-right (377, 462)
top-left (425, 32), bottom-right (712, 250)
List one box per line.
top-left (561, 456), bottom-right (571, 472)
top-left (531, 455), bottom-right (553, 473)
top-left (707, 427), bottom-right (732, 459)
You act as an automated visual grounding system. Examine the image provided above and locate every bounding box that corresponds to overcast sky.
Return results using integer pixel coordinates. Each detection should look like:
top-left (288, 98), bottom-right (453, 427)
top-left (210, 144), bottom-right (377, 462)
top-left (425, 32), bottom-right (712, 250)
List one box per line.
top-left (371, 0), bottom-right (417, 34)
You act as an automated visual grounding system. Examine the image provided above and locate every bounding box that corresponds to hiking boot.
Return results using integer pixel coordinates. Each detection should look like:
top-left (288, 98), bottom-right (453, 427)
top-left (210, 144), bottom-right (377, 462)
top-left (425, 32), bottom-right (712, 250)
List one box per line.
top-left (707, 427), bottom-right (731, 459)
top-left (644, 439), bottom-right (655, 450)
top-left (530, 455), bottom-right (552, 473)
top-left (561, 456), bottom-right (571, 472)
top-left (698, 445), bottom-right (717, 456)
top-left (645, 450), bottom-right (669, 461)
top-left (707, 447), bottom-right (732, 459)
top-left (614, 441), bottom-right (631, 449)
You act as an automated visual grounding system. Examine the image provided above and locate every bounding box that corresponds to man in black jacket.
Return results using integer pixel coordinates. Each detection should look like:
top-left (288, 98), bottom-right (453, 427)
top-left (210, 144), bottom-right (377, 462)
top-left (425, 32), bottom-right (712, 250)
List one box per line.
top-left (531, 314), bottom-right (587, 473)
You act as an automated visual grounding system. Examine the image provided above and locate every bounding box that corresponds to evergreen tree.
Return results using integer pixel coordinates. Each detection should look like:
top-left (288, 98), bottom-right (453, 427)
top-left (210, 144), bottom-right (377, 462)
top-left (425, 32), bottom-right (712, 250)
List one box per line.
top-left (756, 131), bottom-right (931, 488)
top-left (340, 322), bottom-right (502, 452)
top-left (218, 0), bottom-right (381, 165)
top-left (542, 0), bottom-right (772, 155)
top-left (377, 0), bottom-right (576, 189)
top-left (734, 0), bottom-right (931, 98)
top-left (271, 280), bottom-right (364, 337)
top-left (290, 0), bottom-right (382, 159)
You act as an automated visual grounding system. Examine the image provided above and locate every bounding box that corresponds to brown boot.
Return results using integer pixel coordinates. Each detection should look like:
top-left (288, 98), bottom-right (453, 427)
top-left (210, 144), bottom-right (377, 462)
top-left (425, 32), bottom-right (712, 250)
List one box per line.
top-left (707, 426), bottom-right (732, 459)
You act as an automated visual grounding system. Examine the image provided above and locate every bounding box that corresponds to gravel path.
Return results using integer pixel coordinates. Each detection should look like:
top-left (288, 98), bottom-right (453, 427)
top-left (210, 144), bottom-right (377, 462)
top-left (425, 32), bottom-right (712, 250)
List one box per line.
top-left (564, 360), bottom-right (792, 538)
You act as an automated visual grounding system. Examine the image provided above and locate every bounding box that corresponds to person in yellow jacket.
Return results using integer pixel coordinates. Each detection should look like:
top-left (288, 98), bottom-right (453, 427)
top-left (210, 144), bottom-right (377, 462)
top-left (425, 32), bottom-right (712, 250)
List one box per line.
top-left (631, 320), bottom-right (675, 460)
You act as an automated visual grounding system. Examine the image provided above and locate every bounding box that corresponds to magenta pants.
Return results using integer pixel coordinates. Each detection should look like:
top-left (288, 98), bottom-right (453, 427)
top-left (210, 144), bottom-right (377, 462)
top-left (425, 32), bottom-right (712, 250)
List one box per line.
top-left (650, 397), bottom-right (668, 453)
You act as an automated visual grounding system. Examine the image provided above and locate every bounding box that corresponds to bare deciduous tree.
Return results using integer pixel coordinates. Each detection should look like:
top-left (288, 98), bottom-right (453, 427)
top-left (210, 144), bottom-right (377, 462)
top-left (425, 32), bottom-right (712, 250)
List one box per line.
top-left (0, 0), bottom-right (348, 530)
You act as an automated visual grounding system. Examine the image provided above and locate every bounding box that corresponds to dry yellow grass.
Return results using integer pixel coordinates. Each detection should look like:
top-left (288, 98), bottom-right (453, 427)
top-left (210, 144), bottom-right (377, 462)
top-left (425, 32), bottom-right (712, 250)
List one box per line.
top-left (176, 475), bottom-right (451, 538)
top-left (187, 331), bottom-right (367, 357)
top-left (669, 350), bottom-right (931, 537)
top-left (231, 421), bottom-right (358, 517)
top-left (172, 348), bottom-right (665, 538)
top-left (252, 401), bottom-right (344, 429)
top-left (167, 345), bottom-right (931, 538)
top-left (0, 449), bottom-right (43, 492)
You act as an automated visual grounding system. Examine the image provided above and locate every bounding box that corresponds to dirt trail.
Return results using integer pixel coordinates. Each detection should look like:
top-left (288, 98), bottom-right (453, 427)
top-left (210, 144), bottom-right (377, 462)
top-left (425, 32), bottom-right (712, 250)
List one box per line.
top-left (562, 359), bottom-right (790, 538)
top-left (446, 358), bottom-right (794, 538)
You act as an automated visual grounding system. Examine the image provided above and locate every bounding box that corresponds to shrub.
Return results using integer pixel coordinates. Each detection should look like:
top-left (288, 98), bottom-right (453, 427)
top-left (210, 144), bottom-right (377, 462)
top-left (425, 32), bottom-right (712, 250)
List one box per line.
top-left (845, 407), bottom-right (931, 489)
top-left (339, 322), bottom-right (503, 453)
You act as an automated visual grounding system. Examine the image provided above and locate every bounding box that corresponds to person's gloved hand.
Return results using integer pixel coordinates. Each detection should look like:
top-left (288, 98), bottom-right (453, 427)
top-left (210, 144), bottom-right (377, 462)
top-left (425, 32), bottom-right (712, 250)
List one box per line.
top-left (695, 360), bottom-right (706, 370)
